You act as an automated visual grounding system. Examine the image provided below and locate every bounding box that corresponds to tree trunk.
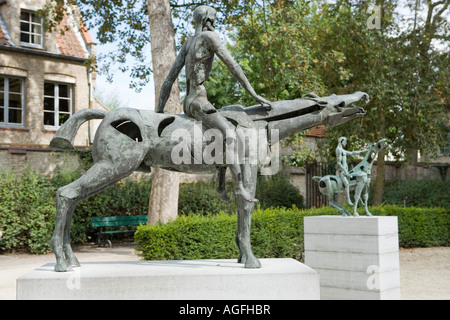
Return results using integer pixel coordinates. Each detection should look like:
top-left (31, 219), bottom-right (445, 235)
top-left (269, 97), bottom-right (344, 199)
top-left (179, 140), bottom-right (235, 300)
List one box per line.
top-left (406, 148), bottom-right (418, 166)
top-left (373, 105), bottom-right (386, 206)
top-left (147, 0), bottom-right (182, 225)
top-left (373, 149), bottom-right (385, 206)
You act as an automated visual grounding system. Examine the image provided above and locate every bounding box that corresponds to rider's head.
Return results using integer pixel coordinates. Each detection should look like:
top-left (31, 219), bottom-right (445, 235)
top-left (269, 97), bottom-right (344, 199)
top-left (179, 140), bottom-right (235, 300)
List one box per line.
top-left (193, 5), bottom-right (217, 34)
top-left (339, 137), bottom-right (347, 146)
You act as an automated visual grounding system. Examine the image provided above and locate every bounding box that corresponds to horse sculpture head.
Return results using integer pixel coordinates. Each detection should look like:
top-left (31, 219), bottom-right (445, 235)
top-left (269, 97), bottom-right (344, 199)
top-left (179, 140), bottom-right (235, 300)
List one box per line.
top-left (365, 138), bottom-right (388, 164)
top-left (373, 139), bottom-right (388, 152)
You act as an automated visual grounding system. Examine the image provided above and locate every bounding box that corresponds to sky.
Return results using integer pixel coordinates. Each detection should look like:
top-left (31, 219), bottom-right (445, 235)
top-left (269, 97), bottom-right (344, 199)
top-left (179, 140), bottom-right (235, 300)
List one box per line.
top-left (93, 38), bottom-right (156, 111)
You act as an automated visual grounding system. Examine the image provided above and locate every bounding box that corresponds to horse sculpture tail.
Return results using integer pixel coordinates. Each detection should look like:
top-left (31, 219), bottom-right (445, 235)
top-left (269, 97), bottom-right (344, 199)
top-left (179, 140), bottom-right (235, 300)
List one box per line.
top-left (50, 109), bottom-right (108, 150)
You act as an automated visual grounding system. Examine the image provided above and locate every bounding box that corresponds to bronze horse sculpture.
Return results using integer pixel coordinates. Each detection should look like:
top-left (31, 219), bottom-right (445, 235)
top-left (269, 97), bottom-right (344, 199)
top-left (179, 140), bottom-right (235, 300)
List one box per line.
top-left (49, 91), bottom-right (367, 272)
top-left (313, 138), bottom-right (388, 217)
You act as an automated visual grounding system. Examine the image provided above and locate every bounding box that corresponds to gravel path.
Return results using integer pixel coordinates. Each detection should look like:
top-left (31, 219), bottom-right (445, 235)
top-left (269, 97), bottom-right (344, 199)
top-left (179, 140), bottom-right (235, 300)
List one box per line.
top-left (399, 247), bottom-right (449, 300)
top-left (1, 244), bottom-right (448, 300)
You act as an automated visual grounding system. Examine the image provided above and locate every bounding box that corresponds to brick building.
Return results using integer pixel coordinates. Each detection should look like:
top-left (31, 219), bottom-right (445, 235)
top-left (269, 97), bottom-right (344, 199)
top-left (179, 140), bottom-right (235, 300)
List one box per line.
top-left (0, 0), bottom-right (106, 174)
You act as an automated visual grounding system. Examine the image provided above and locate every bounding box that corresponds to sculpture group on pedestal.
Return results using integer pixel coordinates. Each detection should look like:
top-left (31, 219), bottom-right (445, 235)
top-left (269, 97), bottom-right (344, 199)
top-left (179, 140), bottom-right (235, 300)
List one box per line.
top-left (49, 5), bottom-right (368, 272)
top-left (313, 138), bottom-right (388, 216)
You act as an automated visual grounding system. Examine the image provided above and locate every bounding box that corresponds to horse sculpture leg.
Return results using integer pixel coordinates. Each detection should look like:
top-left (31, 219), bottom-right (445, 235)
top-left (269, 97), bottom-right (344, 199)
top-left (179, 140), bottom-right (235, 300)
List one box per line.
top-left (329, 195), bottom-right (352, 216)
top-left (51, 144), bottom-right (147, 272)
top-left (51, 189), bottom-right (77, 272)
top-left (353, 176), bottom-right (369, 217)
top-left (235, 162), bottom-right (261, 268)
top-left (363, 178), bottom-right (372, 216)
top-left (216, 166), bottom-right (230, 203)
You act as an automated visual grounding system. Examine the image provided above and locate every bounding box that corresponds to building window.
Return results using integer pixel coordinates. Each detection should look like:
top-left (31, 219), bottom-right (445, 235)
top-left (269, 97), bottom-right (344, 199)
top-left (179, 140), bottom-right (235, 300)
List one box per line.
top-left (20, 10), bottom-right (44, 48)
top-left (0, 76), bottom-right (25, 126)
top-left (44, 83), bottom-right (73, 129)
top-left (441, 132), bottom-right (450, 155)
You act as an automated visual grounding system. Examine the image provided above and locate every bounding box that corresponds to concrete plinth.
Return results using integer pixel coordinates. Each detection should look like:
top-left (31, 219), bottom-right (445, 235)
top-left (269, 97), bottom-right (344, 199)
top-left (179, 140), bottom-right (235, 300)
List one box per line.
top-left (17, 258), bottom-right (319, 300)
top-left (304, 216), bottom-right (400, 300)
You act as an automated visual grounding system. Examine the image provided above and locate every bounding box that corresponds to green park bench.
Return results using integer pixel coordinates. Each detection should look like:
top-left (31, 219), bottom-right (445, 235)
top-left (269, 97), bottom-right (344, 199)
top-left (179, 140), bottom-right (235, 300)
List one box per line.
top-left (91, 215), bottom-right (148, 247)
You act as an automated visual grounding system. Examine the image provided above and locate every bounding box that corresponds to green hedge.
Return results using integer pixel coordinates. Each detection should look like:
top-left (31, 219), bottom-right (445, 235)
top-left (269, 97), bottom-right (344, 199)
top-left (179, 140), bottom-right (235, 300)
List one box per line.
top-left (373, 206), bottom-right (449, 248)
top-left (135, 206), bottom-right (449, 261)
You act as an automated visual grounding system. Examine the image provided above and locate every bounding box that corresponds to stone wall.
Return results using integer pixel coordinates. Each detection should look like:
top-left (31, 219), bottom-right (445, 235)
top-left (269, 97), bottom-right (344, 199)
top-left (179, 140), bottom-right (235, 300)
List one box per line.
top-left (0, 148), bottom-right (80, 176)
top-left (380, 161), bottom-right (450, 182)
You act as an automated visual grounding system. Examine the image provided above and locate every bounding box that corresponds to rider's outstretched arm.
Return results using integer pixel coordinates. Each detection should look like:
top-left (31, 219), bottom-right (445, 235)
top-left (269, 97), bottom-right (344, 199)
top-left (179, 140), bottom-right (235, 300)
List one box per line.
top-left (349, 150), bottom-right (368, 156)
top-left (157, 44), bottom-right (187, 113)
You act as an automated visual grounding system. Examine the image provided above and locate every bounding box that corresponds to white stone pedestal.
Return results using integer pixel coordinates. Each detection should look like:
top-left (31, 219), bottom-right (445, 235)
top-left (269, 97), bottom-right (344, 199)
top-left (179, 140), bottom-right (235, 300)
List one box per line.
top-left (17, 258), bottom-right (319, 300)
top-left (304, 216), bottom-right (400, 300)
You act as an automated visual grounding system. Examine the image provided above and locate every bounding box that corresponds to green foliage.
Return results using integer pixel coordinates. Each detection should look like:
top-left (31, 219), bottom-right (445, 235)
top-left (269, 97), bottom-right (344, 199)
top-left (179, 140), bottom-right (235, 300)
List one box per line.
top-left (136, 214), bottom-right (238, 261)
top-left (178, 173), bottom-right (304, 215)
top-left (135, 207), bottom-right (321, 261)
top-left (0, 168), bottom-right (151, 253)
top-left (281, 132), bottom-right (316, 167)
top-left (370, 206), bottom-right (449, 248)
top-left (256, 172), bottom-right (304, 210)
top-left (206, 0), bottom-right (326, 108)
top-left (136, 206), bottom-right (449, 261)
top-left (315, 0), bottom-right (449, 161)
top-left (0, 169), bottom-right (56, 254)
top-left (178, 180), bottom-right (237, 215)
top-left (382, 179), bottom-right (450, 208)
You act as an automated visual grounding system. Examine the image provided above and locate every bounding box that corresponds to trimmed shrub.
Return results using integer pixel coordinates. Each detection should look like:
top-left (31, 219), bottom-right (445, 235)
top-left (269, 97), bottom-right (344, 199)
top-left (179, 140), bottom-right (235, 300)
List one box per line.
top-left (135, 206), bottom-right (449, 261)
top-left (370, 206), bottom-right (449, 248)
top-left (135, 206), bottom-right (335, 261)
top-left (135, 213), bottom-right (238, 260)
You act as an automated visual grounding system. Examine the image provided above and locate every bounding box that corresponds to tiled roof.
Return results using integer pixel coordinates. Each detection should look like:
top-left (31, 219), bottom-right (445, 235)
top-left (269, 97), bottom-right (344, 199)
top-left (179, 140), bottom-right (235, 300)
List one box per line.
top-left (0, 25), bottom-right (9, 45)
top-left (305, 125), bottom-right (326, 138)
top-left (79, 20), bottom-right (93, 44)
top-left (0, 12), bottom-right (11, 46)
top-left (55, 13), bottom-right (89, 58)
